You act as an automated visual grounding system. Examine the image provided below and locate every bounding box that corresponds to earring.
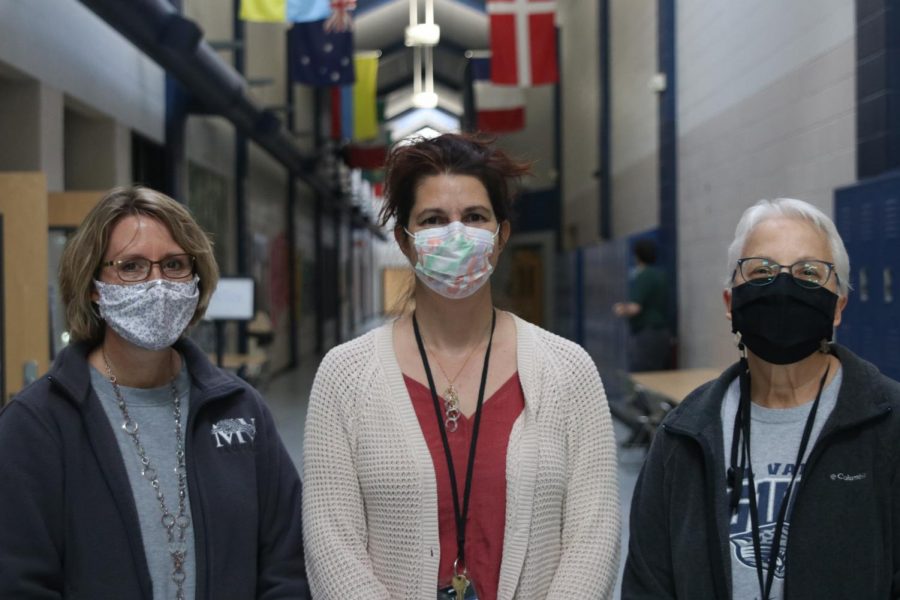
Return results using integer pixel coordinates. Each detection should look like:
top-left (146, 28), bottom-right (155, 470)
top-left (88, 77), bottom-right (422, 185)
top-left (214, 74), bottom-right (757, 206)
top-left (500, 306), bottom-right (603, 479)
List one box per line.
top-left (735, 332), bottom-right (747, 357)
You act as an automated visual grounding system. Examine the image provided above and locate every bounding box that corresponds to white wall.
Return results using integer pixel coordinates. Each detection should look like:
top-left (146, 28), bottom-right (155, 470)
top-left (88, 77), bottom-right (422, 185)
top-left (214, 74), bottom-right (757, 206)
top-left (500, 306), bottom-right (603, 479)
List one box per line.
top-left (64, 106), bottom-right (131, 190)
top-left (610, 0), bottom-right (659, 238)
top-left (0, 79), bottom-right (64, 191)
top-left (0, 0), bottom-right (165, 142)
top-left (677, 0), bottom-right (856, 368)
top-left (558, 0), bottom-right (600, 249)
top-left (495, 86), bottom-right (557, 191)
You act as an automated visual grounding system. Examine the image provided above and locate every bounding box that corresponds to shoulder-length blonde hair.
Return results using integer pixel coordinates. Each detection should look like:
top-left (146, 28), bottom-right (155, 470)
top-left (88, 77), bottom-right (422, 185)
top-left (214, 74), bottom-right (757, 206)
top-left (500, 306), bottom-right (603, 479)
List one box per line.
top-left (59, 186), bottom-right (219, 347)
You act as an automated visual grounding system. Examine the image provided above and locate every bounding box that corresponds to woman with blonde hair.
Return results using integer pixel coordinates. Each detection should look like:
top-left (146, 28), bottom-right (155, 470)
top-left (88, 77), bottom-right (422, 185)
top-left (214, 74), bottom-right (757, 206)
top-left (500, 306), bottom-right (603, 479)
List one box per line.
top-left (303, 134), bottom-right (620, 599)
top-left (0, 186), bottom-right (309, 599)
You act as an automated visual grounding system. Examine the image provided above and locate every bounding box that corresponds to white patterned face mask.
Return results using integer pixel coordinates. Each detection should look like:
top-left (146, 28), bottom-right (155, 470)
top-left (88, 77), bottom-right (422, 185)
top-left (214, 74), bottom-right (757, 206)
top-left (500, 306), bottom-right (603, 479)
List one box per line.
top-left (405, 221), bottom-right (499, 299)
top-left (94, 276), bottom-right (200, 351)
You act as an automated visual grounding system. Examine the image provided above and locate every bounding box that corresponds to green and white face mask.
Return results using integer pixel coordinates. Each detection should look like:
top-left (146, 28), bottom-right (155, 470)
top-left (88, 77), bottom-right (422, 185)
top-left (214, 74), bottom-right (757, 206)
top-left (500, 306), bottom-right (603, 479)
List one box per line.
top-left (405, 221), bottom-right (499, 299)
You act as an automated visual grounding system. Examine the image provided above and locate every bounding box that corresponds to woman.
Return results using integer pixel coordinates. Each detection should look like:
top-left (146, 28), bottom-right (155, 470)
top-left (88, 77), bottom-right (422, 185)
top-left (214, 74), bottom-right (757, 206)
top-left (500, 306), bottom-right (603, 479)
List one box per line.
top-left (0, 187), bottom-right (309, 599)
top-left (303, 133), bottom-right (620, 599)
top-left (623, 198), bottom-right (900, 599)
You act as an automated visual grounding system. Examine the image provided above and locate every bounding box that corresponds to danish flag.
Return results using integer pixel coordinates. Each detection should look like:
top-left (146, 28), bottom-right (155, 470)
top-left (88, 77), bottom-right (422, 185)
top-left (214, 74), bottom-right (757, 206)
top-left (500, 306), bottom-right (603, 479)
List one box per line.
top-left (487, 0), bottom-right (558, 87)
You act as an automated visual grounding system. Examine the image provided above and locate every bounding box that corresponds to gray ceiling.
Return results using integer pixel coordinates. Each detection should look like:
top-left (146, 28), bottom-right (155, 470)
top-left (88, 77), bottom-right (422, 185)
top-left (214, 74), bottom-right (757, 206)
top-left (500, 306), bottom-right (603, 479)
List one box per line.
top-left (354, 0), bottom-right (489, 119)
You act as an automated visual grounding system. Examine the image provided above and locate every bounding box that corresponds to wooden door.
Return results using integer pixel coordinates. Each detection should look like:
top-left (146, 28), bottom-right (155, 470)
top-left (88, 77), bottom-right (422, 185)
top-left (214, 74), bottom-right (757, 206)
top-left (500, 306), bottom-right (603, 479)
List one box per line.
top-left (508, 247), bottom-right (544, 327)
top-left (0, 173), bottom-right (49, 403)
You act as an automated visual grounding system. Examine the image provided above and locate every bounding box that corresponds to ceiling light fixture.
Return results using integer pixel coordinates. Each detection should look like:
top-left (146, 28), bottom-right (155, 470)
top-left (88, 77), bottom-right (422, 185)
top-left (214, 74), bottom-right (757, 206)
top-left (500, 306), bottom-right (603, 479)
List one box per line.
top-left (407, 0), bottom-right (440, 110)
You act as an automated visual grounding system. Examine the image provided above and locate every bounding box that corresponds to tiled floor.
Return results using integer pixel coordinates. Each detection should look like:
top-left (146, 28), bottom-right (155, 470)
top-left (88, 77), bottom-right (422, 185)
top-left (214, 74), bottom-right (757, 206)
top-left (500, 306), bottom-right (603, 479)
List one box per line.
top-left (262, 338), bottom-right (646, 599)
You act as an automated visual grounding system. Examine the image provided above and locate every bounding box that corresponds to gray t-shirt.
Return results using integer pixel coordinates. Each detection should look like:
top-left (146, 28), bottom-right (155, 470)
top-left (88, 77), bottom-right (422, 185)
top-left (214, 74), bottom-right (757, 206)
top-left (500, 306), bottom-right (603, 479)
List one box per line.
top-left (91, 362), bottom-right (196, 600)
top-left (721, 367), bottom-right (842, 600)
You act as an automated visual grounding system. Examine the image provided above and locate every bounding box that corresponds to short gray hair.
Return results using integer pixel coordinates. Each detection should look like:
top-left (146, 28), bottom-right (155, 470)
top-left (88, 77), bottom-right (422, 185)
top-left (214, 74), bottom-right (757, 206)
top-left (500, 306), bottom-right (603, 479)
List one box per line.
top-left (724, 198), bottom-right (850, 295)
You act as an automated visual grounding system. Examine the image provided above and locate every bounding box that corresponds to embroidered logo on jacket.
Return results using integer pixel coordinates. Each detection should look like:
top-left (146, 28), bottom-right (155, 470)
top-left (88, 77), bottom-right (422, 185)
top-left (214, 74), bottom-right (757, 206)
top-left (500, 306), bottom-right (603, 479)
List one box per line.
top-left (830, 471), bottom-right (867, 481)
top-left (211, 418), bottom-right (256, 448)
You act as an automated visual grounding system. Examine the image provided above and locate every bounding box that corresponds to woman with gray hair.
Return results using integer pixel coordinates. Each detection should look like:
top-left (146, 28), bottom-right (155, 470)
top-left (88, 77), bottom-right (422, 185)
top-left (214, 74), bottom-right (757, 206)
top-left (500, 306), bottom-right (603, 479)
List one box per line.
top-left (623, 198), bottom-right (900, 599)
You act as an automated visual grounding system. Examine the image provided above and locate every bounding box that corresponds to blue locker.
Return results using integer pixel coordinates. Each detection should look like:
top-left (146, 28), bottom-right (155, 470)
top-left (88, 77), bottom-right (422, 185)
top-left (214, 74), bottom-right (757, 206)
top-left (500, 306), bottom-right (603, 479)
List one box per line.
top-left (835, 171), bottom-right (900, 382)
top-left (881, 194), bottom-right (900, 379)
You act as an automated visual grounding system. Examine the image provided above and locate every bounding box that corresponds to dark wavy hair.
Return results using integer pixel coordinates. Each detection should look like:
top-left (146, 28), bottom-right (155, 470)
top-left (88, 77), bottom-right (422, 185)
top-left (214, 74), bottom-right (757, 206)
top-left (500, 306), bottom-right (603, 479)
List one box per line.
top-left (379, 133), bottom-right (532, 228)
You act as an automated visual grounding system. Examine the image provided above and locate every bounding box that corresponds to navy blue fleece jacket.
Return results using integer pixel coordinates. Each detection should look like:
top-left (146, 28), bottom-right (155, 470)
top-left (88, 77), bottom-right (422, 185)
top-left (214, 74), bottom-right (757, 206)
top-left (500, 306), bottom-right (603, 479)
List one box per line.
top-left (0, 338), bottom-right (310, 599)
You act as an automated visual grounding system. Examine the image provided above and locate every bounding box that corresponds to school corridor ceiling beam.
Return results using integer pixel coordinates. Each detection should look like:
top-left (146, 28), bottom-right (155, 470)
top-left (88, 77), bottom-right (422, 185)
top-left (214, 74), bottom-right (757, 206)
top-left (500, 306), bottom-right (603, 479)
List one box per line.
top-left (76, 0), bottom-right (334, 199)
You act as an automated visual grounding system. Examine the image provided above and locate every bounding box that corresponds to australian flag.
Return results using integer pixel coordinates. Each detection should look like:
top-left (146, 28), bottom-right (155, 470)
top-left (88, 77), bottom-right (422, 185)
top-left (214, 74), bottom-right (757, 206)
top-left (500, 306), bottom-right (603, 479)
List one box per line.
top-left (288, 20), bottom-right (355, 86)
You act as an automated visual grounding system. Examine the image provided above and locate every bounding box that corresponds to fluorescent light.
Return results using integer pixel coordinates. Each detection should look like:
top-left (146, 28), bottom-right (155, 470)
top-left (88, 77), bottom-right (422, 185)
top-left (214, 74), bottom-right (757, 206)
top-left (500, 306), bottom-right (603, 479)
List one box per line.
top-left (412, 92), bottom-right (439, 109)
top-left (405, 23), bottom-right (440, 46)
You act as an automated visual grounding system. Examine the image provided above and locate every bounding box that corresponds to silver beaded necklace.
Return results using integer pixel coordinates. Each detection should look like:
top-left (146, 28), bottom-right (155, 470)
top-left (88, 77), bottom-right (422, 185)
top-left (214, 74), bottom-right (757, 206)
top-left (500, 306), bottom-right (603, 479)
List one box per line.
top-left (102, 350), bottom-right (191, 600)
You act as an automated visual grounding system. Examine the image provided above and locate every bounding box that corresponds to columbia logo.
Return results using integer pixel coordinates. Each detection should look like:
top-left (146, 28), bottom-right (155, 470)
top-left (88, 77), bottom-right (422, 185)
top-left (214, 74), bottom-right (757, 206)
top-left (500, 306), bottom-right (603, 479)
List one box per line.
top-left (211, 418), bottom-right (257, 448)
top-left (829, 472), bottom-right (867, 482)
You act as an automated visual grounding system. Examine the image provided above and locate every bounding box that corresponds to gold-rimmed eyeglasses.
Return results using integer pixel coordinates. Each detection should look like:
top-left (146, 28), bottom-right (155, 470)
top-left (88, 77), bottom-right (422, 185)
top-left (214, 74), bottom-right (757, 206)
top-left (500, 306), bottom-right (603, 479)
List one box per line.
top-left (101, 254), bottom-right (195, 283)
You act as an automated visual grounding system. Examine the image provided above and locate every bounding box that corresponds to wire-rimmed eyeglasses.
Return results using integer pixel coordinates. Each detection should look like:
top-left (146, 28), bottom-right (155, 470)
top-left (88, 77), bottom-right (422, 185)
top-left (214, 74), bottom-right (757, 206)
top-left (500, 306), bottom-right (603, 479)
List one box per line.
top-left (734, 257), bottom-right (837, 289)
top-left (101, 254), bottom-right (196, 283)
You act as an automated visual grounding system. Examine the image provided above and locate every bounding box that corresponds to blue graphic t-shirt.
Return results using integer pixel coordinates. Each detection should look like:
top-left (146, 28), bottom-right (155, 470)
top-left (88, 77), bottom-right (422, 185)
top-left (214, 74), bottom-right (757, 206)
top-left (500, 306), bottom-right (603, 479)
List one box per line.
top-left (720, 367), bottom-right (841, 600)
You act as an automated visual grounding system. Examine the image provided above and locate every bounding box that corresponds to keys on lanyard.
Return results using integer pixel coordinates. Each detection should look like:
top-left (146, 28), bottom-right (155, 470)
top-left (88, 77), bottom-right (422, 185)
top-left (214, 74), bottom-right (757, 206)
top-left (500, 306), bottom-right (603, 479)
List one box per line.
top-left (452, 574), bottom-right (470, 598)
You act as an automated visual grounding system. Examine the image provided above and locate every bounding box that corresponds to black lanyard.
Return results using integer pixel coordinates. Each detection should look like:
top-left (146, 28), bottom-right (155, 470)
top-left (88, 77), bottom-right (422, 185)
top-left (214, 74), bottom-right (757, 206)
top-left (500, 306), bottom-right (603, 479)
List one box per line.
top-left (728, 357), bottom-right (829, 600)
top-left (412, 309), bottom-right (496, 573)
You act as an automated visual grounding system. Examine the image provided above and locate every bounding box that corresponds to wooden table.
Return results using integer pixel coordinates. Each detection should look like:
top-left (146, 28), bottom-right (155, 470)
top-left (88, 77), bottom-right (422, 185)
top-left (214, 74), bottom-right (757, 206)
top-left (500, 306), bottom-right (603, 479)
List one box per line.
top-left (630, 368), bottom-right (721, 404)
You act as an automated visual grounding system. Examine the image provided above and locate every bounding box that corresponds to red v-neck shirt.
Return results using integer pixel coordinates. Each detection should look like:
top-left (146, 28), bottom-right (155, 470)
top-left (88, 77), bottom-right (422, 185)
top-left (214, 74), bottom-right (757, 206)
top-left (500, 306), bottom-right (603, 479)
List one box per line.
top-left (404, 373), bottom-right (525, 600)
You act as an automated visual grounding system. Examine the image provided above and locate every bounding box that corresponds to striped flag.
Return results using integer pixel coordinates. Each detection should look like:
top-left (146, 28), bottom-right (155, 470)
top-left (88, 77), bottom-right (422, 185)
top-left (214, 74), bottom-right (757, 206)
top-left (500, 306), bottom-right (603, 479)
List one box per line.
top-left (487, 0), bottom-right (558, 87)
top-left (330, 54), bottom-right (381, 142)
top-left (471, 54), bottom-right (525, 133)
top-left (240, 0), bottom-right (331, 23)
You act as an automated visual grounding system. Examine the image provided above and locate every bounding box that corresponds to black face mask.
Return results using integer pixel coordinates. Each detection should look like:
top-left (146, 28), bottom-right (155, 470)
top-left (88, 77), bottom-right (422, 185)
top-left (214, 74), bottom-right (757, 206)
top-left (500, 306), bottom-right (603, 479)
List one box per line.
top-left (731, 273), bottom-right (838, 365)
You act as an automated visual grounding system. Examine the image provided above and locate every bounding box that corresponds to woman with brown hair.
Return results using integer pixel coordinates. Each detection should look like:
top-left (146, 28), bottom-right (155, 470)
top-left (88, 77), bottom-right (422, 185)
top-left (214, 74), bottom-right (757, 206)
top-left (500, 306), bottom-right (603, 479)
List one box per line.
top-left (0, 186), bottom-right (309, 599)
top-left (303, 134), bottom-right (620, 599)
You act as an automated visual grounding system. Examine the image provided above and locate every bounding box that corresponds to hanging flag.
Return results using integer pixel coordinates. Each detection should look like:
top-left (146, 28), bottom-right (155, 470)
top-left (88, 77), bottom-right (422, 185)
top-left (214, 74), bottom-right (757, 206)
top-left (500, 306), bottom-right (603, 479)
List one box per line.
top-left (288, 20), bottom-right (355, 86)
top-left (487, 0), bottom-right (558, 87)
top-left (341, 84), bottom-right (354, 140)
top-left (240, 0), bottom-right (285, 22)
top-left (344, 144), bottom-right (387, 170)
top-left (287, 0), bottom-right (331, 22)
top-left (241, 0), bottom-right (331, 22)
top-left (352, 53), bottom-right (379, 141)
top-left (330, 86), bottom-right (343, 140)
top-left (471, 54), bottom-right (525, 132)
top-left (325, 0), bottom-right (357, 32)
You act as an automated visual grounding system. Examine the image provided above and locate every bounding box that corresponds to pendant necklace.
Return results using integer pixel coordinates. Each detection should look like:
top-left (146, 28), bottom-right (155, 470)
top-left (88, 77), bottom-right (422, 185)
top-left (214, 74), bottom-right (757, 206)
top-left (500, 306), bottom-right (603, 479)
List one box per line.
top-left (425, 319), bottom-right (492, 433)
top-left (102, 350), bottom-right (191, 600)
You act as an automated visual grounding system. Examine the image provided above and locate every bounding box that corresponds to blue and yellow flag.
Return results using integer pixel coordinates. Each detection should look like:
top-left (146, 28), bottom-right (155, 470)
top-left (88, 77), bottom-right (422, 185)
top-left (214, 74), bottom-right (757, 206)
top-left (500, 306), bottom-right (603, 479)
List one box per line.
top-left (240, 0), bottom-right (330, 23)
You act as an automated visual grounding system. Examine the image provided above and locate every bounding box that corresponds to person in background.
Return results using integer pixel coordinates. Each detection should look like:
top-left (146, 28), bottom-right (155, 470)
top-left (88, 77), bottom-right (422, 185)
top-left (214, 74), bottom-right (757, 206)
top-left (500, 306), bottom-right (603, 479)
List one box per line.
top-left (0, 186), bottom-right (309, 599)
top-left (623, 198), bottom-right (900, 599)
top-left (303, 133), bottom-right (620, 600)
top-left (613, 239), bottom-right (672, 372)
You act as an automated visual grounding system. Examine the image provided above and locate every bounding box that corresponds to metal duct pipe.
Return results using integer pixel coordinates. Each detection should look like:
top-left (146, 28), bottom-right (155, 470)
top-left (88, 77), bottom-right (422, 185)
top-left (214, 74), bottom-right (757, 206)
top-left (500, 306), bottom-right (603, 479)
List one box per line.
top-left (77, 0), bottom-right (332, 198)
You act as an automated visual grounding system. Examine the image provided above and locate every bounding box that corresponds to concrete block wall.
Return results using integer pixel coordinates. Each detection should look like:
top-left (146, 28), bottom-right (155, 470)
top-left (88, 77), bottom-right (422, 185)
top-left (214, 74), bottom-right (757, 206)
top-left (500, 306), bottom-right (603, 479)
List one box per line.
top-left (559, 0), bottom-right (601, 249)
top-left (610, 0), bottom-right (659, 239)
top-left (676, 0), bottom-right (856, 368)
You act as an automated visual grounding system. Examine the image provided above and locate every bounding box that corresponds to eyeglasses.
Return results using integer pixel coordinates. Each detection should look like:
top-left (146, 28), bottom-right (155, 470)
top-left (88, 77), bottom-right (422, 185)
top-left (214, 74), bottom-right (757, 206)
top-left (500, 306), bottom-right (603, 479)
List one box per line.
top-left (734, 257), bottom-right (836, 289)
top-left (101, 254), bottom-right (195, 282)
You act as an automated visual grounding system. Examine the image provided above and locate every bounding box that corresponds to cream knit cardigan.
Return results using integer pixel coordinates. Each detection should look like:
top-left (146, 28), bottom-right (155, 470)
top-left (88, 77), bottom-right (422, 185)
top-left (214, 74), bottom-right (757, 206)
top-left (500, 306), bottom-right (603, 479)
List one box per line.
top-left (302, 314), bottom-right (620, 599)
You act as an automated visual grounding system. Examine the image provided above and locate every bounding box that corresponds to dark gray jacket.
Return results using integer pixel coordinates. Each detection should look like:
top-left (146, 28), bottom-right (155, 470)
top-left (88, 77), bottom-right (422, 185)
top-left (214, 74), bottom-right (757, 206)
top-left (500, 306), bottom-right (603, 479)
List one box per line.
top-left (622, 345), bottom-right (900, 599)
top-left (0, 339), bottom-right (310, 599)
